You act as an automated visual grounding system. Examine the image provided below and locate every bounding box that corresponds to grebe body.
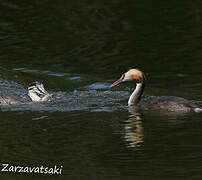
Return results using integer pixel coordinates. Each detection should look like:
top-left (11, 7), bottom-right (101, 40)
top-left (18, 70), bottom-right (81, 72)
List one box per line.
top-left (0, 81), bottom-right (52, 105)
top-left (138, 96), bottom-right (198, 112)
top-left (111, 69), bottom-right (202, 113)
top-left (0, 95), bottom-right (26, 105)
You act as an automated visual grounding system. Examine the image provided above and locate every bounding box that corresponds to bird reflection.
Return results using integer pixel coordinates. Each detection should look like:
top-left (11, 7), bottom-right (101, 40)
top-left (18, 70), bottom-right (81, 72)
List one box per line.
top-left (123, 107), bottom-right (144, 148)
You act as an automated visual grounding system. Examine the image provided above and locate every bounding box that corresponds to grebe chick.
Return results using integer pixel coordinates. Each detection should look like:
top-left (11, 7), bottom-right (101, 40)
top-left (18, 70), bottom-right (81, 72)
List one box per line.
top-left (28, 82), bottom-right (52, 102)
top-left (111, 69), bottom-right (202, 113)
top-left (0, 81), bottom-right (52, 105)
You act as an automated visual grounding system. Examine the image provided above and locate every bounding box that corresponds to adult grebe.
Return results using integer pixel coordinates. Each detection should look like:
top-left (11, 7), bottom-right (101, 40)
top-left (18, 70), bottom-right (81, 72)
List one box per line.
top-left (0, 81), bottom-right (52, 105)
top-left (111, 69), bottom-right (202, 113)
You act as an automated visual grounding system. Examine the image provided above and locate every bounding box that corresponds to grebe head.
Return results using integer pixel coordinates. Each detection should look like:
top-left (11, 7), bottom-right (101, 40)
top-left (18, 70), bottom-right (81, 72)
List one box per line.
top-left (111, 69), bottom-right (145, 87)
top-left (28, 81), bottom-right (52, 102)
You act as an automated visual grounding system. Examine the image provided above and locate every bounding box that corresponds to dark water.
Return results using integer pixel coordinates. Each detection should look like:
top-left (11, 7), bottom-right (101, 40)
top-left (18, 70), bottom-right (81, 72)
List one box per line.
top-left (0, 0), bottom-right (202, 179)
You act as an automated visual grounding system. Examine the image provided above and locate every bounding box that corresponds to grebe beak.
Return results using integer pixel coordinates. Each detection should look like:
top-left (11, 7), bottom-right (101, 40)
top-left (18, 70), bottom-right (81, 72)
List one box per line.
top-left (41, 93), bottom-right (53, 101)
top-left (110, 78), bottom-right (123, 87)
top-left (44, 93), bottom-right (53, 99)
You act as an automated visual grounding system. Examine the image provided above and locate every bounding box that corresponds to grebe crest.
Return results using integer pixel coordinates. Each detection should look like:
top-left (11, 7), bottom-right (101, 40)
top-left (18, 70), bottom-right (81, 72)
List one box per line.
top-left (111, 68), bottom-right (202, 113)
top-left (111, 69), bottom-right (145, 87)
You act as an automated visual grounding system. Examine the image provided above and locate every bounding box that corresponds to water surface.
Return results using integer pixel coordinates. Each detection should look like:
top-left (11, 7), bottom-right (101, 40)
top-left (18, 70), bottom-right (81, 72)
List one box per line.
top-left (0, 0), bottom-right (202, 180)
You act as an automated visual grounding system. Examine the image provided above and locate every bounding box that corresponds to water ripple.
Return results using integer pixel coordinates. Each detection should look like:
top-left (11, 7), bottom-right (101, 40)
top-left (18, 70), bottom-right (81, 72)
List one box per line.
top-left (13, 68), bottom-right (82, 82)
top-left (0, 79), bottom-right (129, 112)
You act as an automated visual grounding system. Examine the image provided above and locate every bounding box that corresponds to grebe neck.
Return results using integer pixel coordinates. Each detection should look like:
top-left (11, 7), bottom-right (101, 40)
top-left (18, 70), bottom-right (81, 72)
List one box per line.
top-left (128, 82), bottom-right (145, 106)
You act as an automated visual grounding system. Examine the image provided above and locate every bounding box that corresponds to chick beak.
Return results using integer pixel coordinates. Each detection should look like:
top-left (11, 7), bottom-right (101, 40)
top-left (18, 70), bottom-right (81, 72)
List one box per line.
top-left (44, 93), bottom-right (53, 98)
top-left (42, 93), bottom-right (53, 101)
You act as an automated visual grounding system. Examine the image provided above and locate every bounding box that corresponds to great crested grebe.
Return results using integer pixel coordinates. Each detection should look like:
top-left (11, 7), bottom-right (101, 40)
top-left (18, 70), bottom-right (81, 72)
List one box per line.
top-left (111, 69), bottom-right (202, 113)
top-left (0, 81), bottom-right (52, 105)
